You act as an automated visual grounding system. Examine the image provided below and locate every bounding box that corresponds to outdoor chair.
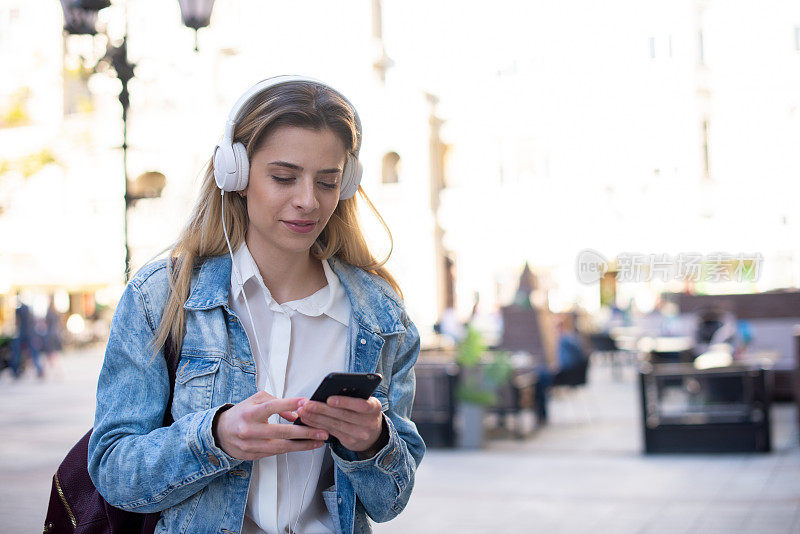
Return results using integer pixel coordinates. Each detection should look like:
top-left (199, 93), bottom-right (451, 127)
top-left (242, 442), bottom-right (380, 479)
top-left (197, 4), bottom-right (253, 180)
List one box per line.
top-left (487, 367), bottom-right (538, 439)
top-left (551, 356), bottom-right (594, 423)
top-left (589, 332), bottom-right (629, 381)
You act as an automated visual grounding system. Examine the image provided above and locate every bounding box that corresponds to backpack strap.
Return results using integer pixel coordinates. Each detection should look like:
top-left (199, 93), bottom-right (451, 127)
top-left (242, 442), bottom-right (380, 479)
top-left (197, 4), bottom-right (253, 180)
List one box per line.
top-left (162, 329), bottom-right (177, 427)
top-left (161, 257), bottom-right (180, 427)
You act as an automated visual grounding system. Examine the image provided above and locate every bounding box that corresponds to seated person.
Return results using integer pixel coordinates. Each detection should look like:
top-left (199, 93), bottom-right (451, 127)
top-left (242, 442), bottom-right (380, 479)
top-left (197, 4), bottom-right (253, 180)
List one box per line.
top-left (534, 313), bottom-right (588, 424)
top-left (692, 309), bottom-right (741, 359)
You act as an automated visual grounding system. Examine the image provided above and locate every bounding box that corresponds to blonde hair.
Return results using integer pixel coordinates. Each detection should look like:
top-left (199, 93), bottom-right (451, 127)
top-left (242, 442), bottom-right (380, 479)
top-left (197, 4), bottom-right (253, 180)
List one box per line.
top-left (151, 81), bottom-right (400, 357)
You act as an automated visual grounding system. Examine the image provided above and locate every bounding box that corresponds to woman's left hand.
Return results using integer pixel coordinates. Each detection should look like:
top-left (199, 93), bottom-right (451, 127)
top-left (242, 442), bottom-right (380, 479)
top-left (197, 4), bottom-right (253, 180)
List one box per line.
top-left (296, 396), bottom-right (387, 456)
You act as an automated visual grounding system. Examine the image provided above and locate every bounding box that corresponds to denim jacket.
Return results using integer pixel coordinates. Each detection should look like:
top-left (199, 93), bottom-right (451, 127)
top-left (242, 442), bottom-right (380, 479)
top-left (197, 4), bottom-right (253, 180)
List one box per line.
top-left (87, 254), bottom-right (425, 534)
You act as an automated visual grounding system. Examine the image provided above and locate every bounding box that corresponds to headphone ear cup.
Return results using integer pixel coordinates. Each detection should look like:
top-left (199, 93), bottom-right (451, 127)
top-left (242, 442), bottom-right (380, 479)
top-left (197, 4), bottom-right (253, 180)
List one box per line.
top-left (213, 141), bottom-right (249, 191)
top-left (339, 154), bottom-right (362, 200)
top-left (232, 142), bottom-right (249, 191)
top-left (213, 143), bottom-right (232, 190)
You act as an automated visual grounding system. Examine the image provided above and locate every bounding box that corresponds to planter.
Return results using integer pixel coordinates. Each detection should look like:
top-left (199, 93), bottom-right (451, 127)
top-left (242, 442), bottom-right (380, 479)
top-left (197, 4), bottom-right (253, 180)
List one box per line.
top-left (457, 401), bottom-right (485, 449)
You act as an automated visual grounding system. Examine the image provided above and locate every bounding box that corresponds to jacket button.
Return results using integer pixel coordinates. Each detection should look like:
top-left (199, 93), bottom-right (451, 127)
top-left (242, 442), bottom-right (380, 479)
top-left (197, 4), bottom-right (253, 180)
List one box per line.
top-left (44, 523), bottom-right (54, 533)
top-left (360, 338), bottom-right (367, 345)
top-left (337, 497), bottom-right (342, 504)
top-left (207, 452), bottom-right (221, 467)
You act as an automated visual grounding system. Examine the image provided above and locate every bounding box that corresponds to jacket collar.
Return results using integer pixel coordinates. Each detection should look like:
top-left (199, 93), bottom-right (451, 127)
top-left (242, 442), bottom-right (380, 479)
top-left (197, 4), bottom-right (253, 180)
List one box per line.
top-left (328, 256), bottom-right (405, 335)
top-left (183, 255), bottom-right (232, 311)
top-left (183, 254), bottom-right (405, 335)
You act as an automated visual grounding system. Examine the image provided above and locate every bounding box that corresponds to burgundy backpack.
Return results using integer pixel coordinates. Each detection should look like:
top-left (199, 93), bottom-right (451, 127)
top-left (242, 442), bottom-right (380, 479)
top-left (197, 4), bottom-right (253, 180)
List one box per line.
top-left (44, 333), bottom-right (178, 533)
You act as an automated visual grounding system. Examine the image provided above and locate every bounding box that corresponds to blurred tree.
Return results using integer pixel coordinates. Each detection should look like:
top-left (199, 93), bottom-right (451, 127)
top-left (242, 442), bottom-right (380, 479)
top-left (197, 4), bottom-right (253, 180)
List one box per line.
top-left (0, 149), bottom-right (59, 215)
top-left (0, 149), bottom-right (58, 180)
top-left (63, 60), bottom-right (95, 115)
top-left (0, 87), bottom-right (32, 128)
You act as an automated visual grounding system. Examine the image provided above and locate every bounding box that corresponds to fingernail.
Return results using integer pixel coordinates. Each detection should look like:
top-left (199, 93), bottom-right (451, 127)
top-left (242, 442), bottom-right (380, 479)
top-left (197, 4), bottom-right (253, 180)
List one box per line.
top-left (316, 432), bottom-right (327, 439)
top-left (330, 398), bottom-right (339, 407)
top-left (297, 399), bottom-right (306, 407)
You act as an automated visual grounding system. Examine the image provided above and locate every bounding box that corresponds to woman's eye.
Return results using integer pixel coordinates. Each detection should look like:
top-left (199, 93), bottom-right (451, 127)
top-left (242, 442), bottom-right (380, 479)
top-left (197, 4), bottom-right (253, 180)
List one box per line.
top-left (318, 181), bottom-right (338, 190)
top-left (271, 175), bottom-right (294, 183)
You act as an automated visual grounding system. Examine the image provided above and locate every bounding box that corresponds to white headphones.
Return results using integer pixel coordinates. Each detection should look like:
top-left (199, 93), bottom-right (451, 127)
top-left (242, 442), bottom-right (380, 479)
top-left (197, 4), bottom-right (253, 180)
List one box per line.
top-left (213, 75), bottom-right (363, 200)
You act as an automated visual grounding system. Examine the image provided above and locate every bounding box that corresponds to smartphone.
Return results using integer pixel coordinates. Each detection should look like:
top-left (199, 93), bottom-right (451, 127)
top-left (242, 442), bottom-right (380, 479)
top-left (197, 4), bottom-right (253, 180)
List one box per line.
top-left (293, 372), bottom-right (383, 428)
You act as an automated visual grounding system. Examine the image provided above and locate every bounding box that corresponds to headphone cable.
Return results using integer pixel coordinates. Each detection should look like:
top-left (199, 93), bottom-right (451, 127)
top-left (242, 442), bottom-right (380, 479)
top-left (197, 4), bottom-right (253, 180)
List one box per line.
top-left (221, 189), bottom-right (318, 534)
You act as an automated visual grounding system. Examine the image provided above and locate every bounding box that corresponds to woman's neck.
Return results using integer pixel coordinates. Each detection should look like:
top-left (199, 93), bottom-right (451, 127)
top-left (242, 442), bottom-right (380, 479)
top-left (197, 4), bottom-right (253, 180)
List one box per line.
top-left (244, 239), bottom-right (327, 305)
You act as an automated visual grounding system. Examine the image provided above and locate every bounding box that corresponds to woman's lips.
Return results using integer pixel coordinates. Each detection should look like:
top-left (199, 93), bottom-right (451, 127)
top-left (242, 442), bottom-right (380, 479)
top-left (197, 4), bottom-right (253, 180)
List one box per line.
top-left (282, 220), bottom-right (317, 234)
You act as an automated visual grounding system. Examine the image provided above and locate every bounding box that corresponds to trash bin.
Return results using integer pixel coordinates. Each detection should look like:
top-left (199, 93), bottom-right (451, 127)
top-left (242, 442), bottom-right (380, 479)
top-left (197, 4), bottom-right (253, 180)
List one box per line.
top-left (639, 362), bottom-right (771, 453)
top-left (410, 362), bottom-right (459, 448)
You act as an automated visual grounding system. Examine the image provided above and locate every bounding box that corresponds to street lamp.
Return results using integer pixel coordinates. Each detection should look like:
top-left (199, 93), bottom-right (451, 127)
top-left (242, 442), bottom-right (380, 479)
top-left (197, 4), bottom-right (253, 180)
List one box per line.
top-left (178, 0), bottom-right (217, 52)
top-left (58, 0), bottom-right (99, 35)
top-left (75, 0), bottom-right (112, 10)
top-left (59, 0), bottom-right (216, 282)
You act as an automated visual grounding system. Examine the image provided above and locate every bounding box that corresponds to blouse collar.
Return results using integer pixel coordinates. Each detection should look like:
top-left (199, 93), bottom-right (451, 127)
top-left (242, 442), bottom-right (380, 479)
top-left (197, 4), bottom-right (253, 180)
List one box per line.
top-left (229, 243), bottom-right (349, 326)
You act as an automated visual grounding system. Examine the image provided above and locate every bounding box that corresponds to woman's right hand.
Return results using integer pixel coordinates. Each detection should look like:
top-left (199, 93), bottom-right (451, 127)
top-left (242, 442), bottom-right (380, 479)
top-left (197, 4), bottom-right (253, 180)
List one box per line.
top-left (213, 391), bottom-right (329, 460)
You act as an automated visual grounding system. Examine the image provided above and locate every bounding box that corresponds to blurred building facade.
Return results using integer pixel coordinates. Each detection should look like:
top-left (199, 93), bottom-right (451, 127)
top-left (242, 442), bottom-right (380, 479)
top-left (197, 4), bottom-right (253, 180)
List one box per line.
top-left (393, 0), bottom-right (800, 318)
top-left (2, 0), bottom-right (800, 337)
top-left (0, 0), bottom-right (448, 335)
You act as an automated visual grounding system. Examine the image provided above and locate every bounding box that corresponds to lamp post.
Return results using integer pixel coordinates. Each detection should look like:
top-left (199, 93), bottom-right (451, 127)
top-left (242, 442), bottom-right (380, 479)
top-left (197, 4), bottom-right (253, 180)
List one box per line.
top-left (59, 0), bottom-right (216, 282)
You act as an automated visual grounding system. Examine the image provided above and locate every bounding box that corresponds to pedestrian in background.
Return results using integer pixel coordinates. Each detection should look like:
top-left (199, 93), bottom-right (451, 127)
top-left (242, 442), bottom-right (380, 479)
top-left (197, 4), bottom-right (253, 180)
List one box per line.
top-left (42, 295), bottom-right (65, 378)
top-left (11, 291), bottom-right (44, 379)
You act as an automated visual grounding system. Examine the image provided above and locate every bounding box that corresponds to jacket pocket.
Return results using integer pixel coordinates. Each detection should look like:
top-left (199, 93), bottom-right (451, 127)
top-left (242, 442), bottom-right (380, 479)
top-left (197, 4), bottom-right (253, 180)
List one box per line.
top-left (176, 357), bottom-right (221, 385)
top-left (174, 356), bottom-right (221, 413)
top-left (322, 486), bottom-right (344, 534)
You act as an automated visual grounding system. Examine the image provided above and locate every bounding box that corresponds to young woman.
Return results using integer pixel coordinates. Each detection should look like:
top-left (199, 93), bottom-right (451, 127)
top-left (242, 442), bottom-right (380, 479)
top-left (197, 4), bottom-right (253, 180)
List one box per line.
top-left (88, 76), bottom-right (425, 534)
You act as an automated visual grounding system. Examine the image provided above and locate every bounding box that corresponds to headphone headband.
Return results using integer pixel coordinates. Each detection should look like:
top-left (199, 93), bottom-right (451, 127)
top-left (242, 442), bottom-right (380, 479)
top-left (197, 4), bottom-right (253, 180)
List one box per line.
top-left (223, 75), bottom-right (362, 156)
top-left (213, 75), bottom-right (364, 197)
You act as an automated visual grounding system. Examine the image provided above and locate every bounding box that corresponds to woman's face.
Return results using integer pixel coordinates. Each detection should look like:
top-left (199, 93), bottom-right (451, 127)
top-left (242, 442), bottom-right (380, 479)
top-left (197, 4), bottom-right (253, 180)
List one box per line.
top-left (242, 125), bottom-right (347, 260)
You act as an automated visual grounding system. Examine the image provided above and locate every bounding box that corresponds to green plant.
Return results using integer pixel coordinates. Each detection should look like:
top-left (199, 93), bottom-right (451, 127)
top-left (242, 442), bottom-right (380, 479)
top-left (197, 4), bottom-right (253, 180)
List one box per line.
top-left (485, 351), bottom-right (513, 386)
top-left (455, 326), bottom-right (513, 406)
top-left (456, 382), bottom-right (496, 405)
top-left (456, 325), bottom-right (485, 367)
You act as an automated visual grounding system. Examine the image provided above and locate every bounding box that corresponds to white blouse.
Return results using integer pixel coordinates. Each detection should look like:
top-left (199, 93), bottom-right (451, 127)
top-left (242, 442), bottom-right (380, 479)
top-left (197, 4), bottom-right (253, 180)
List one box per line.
top-left (229, 243), bottom-right (351, 534)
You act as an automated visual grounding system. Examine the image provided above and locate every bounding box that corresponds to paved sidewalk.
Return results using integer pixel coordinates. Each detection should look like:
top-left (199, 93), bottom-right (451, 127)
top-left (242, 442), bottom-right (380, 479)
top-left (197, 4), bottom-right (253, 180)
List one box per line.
top-left (1, 348), bottom-right (798, 533)
top-left (0, 346), bottom-right (102, 533)
top-left (376, 364), bottom-right (800, 533)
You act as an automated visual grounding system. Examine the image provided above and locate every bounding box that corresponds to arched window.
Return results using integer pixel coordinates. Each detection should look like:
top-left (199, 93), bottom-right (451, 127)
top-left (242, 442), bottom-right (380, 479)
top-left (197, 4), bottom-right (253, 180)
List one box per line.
top-left (381, 151), bottom-right (400, 184)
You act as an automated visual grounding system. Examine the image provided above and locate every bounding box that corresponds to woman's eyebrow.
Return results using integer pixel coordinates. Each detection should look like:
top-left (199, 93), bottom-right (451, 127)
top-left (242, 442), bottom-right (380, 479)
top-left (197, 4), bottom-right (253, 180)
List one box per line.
top-left (269, 161), bottom-right (342, 174)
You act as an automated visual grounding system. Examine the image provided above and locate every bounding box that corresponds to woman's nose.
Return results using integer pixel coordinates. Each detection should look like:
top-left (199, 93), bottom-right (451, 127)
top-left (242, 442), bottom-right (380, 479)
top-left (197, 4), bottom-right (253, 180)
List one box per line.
top-left (293, 177), bottom-right (319, 211)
